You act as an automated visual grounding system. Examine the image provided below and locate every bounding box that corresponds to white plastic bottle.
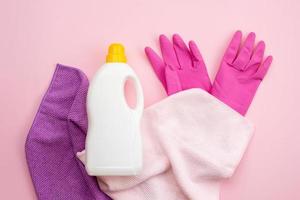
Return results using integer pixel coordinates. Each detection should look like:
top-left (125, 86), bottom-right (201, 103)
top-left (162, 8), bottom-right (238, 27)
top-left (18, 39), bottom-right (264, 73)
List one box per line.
top-left (85, 44), bottom-right (144, 176)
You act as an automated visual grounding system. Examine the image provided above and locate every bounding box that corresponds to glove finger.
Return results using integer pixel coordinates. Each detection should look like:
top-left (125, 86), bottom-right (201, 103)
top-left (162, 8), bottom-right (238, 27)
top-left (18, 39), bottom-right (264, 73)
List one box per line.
top-left (223, 30), bottom-right (242, 63)
top-left (189, 40), bottom-right (212, 90)
top-left (173, 34), bottom-right (193, 69)
top-left (233, 32), bottom-right (255, 70)
top-left (253, 56), bottom-right (273, 80)
top-left (159, 34), bottom-right (180, 70)
top-left (145, 47), bottom-right (167, 89)
top-left (188, 40), bottom-right (204, 64)
top-left (247, 41), bottom-right (265, 68)
top-left (165, 66), bottom-right (182, 95)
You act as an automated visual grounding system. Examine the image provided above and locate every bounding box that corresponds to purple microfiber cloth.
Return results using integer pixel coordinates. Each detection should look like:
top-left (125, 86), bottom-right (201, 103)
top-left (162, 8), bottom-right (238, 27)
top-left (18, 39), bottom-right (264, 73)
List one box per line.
top-left (25, 64), bottom-right (111, 200)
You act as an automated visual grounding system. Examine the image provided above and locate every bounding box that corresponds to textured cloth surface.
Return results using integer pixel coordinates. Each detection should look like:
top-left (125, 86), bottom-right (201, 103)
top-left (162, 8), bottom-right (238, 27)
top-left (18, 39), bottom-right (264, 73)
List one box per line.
top-left (25, 64), bottom-right (111, 200)
top-left (78, 89), bottom-right (254, 200)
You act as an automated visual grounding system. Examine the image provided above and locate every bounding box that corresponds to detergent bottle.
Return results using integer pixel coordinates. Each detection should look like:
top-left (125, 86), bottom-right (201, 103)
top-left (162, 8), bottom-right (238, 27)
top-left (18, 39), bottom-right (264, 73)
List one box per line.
top-left (85, 44), bottom-right (144, 176)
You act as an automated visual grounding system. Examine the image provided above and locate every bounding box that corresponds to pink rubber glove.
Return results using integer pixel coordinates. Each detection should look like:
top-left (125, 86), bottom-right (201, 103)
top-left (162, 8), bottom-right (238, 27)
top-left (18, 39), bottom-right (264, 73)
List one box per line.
top-left (211, 31), bottom-right (273, 115)
top-left (145, 34), bottom-right (211, 95)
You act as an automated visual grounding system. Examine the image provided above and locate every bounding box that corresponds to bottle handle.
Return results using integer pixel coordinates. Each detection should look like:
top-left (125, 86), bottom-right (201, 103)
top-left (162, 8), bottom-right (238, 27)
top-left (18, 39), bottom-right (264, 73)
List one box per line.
top-left (124, 74), bottom-right (144, 116)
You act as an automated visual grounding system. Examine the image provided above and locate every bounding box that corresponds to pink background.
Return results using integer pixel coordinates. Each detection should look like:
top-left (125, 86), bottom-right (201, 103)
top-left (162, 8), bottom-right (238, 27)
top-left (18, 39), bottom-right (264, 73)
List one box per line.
top-left (1, 0), bottom-right (300, 199)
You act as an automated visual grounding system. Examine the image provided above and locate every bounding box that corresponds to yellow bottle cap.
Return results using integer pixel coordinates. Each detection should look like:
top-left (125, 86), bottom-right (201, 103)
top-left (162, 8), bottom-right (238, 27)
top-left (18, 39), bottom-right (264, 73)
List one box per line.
top-left (106, 43), bottom-right (127, 63)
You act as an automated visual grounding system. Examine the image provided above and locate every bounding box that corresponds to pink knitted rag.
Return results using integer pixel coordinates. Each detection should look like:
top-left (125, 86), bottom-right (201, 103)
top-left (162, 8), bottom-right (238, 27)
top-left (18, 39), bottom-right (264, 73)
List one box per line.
top-left (78, 89), bottom-right (253, 200)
